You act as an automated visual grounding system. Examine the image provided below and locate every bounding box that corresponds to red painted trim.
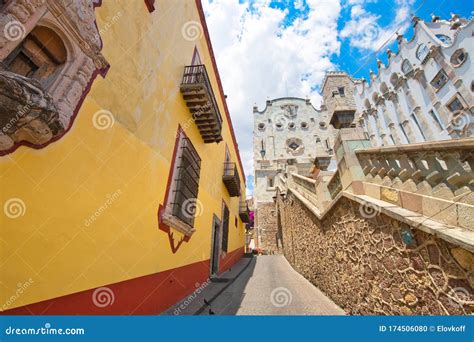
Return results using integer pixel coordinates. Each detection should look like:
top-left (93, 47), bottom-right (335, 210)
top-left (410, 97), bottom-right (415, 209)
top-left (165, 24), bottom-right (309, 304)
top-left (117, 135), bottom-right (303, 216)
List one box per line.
top-left (0, 2), bottom-right (109, 157)
top-left (219, 245), bottom-right (244, 274)
top-left (157, 125), bottom-right (192, 253)
top-left (1, 247), bottom-right (244, 315)
top-left (195, 0), bottom-right (246, 186)
top-left (144, 0), bottom-right (155, 13)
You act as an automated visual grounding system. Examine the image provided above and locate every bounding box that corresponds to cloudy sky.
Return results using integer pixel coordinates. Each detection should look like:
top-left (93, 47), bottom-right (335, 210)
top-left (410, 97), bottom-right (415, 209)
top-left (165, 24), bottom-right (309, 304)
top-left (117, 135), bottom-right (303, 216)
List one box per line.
top-left (201, 0), bottom-right (471, 195)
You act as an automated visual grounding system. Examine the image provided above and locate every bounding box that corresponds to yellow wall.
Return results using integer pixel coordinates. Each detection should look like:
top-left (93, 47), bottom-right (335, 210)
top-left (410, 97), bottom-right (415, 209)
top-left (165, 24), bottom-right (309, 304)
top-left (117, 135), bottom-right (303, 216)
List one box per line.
top-left (0, 0), bottom-right (245, 309)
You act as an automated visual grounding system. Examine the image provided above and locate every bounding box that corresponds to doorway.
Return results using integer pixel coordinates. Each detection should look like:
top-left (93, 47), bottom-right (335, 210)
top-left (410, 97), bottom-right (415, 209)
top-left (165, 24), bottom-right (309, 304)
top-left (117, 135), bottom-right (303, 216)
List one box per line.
top-left (210, 214), bottom-right (221, 276)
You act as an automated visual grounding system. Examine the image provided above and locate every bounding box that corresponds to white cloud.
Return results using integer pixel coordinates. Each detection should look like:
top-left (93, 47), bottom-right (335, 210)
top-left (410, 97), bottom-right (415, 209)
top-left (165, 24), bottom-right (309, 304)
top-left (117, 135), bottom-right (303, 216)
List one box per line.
top-left (340, 0), bottom-right (414, 51)
top-left (202, 0), bottom-right (342, 194)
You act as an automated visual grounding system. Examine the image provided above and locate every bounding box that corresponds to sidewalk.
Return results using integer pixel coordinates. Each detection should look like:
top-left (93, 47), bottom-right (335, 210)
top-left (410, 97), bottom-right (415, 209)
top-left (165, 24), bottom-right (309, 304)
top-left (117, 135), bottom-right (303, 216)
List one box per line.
top-left (161, 255), bottom-right (254, 316)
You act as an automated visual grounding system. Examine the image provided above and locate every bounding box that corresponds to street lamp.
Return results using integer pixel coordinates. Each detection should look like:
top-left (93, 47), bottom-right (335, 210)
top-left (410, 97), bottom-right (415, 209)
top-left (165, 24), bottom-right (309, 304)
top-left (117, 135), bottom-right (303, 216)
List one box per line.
top-left (260, 140), bottom-right (266, 159)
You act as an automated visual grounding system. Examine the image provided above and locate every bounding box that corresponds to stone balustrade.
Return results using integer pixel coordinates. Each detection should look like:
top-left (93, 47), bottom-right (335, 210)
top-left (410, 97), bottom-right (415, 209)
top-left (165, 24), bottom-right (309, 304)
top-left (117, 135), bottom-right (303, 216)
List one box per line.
top-left (356, 138), bottom-right (474, 200)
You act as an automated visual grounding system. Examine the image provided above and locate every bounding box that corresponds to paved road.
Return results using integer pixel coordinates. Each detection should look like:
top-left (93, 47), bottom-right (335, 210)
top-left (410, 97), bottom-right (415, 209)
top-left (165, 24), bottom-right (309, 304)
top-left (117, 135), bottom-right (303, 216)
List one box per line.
top-left (201, 255), bottom-right (345, 315)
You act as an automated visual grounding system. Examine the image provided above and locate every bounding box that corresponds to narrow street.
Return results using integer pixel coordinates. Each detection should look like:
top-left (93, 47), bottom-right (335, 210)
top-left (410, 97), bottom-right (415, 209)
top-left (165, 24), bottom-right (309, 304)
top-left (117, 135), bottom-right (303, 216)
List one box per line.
top-left (201, 255), bottom-right (345, 315)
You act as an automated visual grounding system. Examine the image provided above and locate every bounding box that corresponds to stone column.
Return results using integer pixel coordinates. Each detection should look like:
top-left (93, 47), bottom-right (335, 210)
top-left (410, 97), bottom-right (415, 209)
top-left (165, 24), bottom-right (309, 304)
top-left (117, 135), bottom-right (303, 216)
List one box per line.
top-left (361, 110), bottom-right (379, 146)
top-left (413, 68), bottom-right (451, 129)
top-left (400, 78), bottom-right (435, 140)
top-left (387, 91), bottom-right (417, 143)
top-left (379, 101), bottom-right (402, 144)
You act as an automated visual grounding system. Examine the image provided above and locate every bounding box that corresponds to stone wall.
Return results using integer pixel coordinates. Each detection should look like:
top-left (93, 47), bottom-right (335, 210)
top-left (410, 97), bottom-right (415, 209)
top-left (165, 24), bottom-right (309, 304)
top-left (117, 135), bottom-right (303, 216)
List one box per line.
top-left (255, 202), bottom-right (282, 254)
top-left (278, 192), bottom-right (474, 315)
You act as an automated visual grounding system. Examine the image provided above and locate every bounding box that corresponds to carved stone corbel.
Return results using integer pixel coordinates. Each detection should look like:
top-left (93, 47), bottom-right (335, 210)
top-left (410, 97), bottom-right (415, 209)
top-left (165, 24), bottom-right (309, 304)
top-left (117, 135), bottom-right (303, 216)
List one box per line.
top-left (0, 0), bottom-right (109, 155)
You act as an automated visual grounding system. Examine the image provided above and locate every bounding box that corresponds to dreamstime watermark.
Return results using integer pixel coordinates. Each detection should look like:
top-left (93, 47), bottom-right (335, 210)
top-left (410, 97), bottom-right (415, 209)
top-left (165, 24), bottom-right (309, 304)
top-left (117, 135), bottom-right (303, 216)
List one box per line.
top-left (92, 110), bottom-right (115, 130)
top-left (5, 323), bottom-right (85, 336)
top-left (84, 189), bottom-right (122, 227)
top-left (447, 287), bottom-right (473, 309)
top-left (92, 287), bottom-right (115, 308)
top-left (3, 197), bottom-right (26, 219)
top-left (181, 198), bottom-right (204, 219)
top-left (2, 102), bottom-right (32, 134)
top-left (358, 200), bottom-right (381, 219)
top-left (361, 22), bottom-right (380, 43)
top-left (179, 103), bottom-right (212, 137)
top-left (181, 21), bottom-right (203, 41)
top-left (93, 11), bottom-right (123, 44)
top-left (1, 278), bottom-right (34, 311)
top-left (270, 287), bottom-right (292, 308)
top-left (173, 279), bottom-right (211, 315)
top-left (3, 20), bottom-right (26, 42)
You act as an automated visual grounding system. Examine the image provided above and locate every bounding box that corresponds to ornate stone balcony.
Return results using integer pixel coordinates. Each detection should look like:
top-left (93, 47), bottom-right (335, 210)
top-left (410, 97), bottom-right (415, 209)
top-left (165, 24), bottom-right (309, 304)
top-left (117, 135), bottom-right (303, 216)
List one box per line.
top-left (222, 162), bottom-right (241, 197)
top-left (180, 64), bottom-right (223, 143)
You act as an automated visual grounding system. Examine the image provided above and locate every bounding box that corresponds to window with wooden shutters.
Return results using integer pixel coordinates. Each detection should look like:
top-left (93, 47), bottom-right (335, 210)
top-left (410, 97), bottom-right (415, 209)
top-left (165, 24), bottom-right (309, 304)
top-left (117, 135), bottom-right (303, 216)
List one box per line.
top-left (163, 131), bottom-right (201, 236)
top-left (221, 204), bottom-right (230, 252)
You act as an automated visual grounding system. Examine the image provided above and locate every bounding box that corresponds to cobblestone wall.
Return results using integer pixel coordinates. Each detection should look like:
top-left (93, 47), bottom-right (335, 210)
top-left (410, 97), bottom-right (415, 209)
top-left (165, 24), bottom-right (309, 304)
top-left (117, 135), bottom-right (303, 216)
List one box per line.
top-left (278, 193), bottom-right (474, 315)
top-left (256, 203), bottom-right (282, 254)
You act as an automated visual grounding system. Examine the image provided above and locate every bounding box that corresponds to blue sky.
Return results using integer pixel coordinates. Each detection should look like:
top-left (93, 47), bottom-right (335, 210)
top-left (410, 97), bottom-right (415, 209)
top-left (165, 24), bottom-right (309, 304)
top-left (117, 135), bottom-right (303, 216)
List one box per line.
top-left (203, 0), bottom-right (473, 195)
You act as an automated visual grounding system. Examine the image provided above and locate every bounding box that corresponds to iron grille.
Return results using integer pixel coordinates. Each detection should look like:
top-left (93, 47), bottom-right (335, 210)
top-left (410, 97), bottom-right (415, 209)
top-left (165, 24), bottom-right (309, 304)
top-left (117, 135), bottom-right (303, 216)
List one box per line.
top-left (171, 137), bottom-right (201, 227)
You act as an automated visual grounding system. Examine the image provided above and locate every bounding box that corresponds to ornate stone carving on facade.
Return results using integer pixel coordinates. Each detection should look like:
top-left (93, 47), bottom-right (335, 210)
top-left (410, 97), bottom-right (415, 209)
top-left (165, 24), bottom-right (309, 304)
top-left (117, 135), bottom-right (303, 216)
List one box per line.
top-left (0, 0), bottom-right (109, 155)
top-left (285, 137), bottom-right (304, 156)
top-left (280, 104), bottom-right (298, 118)
top-left (0, 70), bottom-right (59, 150)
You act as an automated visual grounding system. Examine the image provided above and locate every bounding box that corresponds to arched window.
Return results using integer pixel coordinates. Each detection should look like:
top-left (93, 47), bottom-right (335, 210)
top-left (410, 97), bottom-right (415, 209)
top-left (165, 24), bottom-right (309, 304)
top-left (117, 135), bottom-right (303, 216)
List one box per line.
top-left (416, 44), bottom-right (429, 62)
top-left (380, 82), bottom-right (389, 95)
top-left (390, 73), bottom-right (399, 87)
top-left (257, 122), bottom-right (265, 131)
top-left (372, 93), bottom-right (379, 103)
top-left (435, 34), bottom-right (452, 45)
top-left (364, 99), bottom-right (371, 110)
top-left (3, 26), bottom-right (67, 90)
top-left (450, 48), bottom-right (467, 67)
top-left (401, 59), bottom-right (413, 75)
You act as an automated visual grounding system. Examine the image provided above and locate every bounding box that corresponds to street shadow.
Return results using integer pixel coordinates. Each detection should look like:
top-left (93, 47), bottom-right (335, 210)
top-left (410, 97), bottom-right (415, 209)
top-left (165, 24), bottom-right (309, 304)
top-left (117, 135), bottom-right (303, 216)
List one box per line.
top-left (200, 255), bottom-right (257, 316)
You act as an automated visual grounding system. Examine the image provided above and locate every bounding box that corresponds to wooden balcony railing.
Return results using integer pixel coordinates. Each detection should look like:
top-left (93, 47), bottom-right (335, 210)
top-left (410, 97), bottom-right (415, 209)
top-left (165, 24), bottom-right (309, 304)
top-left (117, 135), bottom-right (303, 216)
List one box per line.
top-left (222, 162), bottom-right (241, 197)
top-left (180, 64), bottom-right (223, 143)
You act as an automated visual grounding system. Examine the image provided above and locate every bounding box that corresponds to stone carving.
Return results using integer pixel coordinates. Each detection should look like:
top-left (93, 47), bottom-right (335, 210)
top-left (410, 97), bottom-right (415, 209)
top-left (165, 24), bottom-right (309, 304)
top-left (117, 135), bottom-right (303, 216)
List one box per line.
top-left (286, 137), bottom-right (304, 155)
top-left (0, 0), bottom-right (109, 154)
top-left (281, 104), bottom-right (298, 118)
top-left (0, 70), bottom-right (60, 150)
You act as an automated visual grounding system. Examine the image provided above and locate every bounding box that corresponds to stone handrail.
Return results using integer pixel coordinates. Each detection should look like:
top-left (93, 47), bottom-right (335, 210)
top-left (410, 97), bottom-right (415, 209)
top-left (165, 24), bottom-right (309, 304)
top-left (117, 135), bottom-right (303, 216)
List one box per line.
top-left (355, 138), bottom-right (474, 202)
top-left (291, 172), bottom-right (316, 193)
top-left (283, 128), bottom-right (474, 254)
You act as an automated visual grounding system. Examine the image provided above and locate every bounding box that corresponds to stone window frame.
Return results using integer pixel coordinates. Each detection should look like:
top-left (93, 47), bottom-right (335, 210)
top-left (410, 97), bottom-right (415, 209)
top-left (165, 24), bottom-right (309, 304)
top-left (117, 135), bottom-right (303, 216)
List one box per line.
top-left (267, 175), bottom-right (275, 190)
top-left (0, 0), bottom-right (109, 155)
top-left (446, 93), bottom-right (465, 113)
top-left (338, 86), bottom-right (345, 97)
top-left (161, 129), bottom-right (202, 237)
top-left (416, 43), bottom-right (429, 63)
top-left (401, 59), bottom-right (413, 76)
top-left (435, 34), bottom-right (452, 45)
top-left (430, 69), bottom-right (448, 92)
top-left (450, 48), bottom-right (468, 68)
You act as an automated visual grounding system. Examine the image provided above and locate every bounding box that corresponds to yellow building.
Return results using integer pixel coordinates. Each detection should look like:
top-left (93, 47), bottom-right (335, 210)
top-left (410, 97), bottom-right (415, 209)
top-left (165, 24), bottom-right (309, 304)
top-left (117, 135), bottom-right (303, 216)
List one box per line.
top-left (0, 0), bottom-right (247, 314)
